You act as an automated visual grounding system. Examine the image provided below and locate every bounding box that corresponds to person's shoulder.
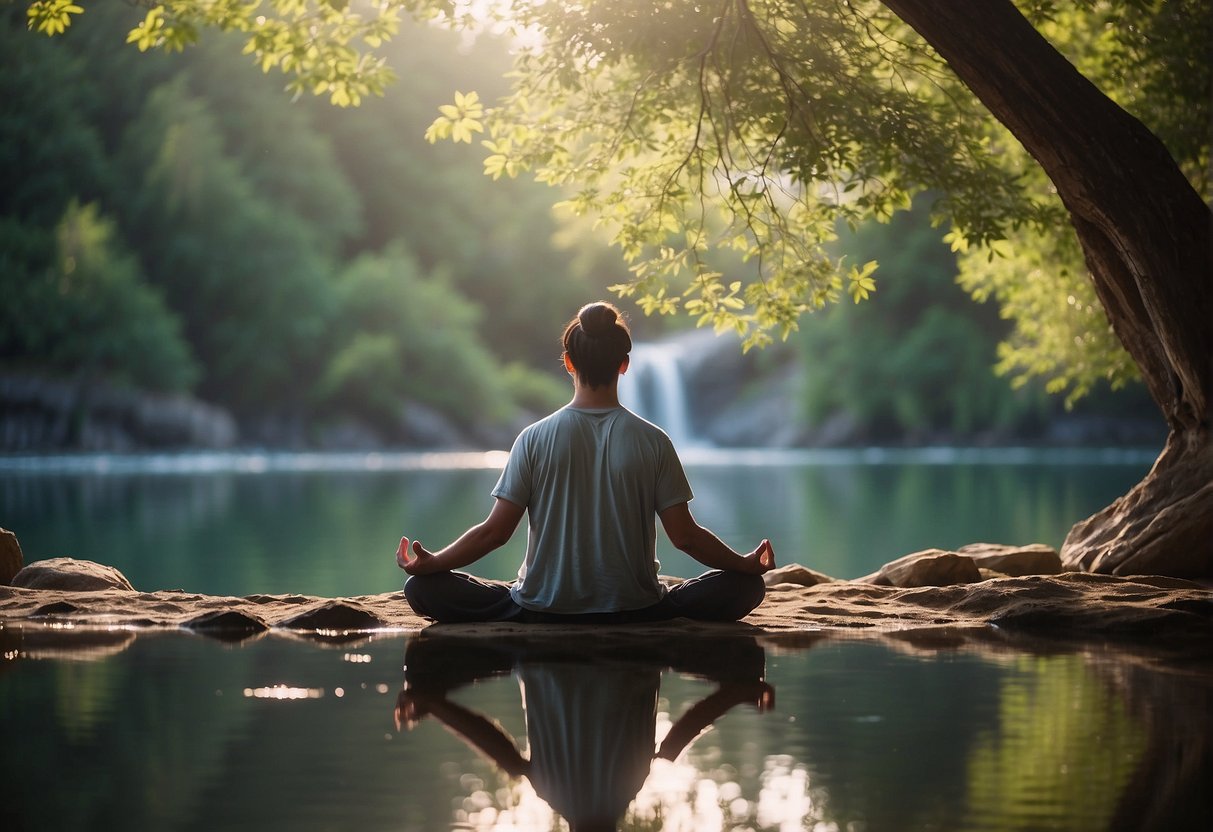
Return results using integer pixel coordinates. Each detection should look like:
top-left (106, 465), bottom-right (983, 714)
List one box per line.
top-left (515, 407), bottom-right (578, 442)
top-left (534, 407), bottom-right (580, 430)
top-left (618, 408), bottom-right (676, 445)
top-left (618, 406), bottom-right (661, 431)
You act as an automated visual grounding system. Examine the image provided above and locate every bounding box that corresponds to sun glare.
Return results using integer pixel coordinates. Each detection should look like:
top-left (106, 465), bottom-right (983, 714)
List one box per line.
top-left (446, 0), bottom-right (545, 52)
top-left (444, 703), bottom-right (826, 831)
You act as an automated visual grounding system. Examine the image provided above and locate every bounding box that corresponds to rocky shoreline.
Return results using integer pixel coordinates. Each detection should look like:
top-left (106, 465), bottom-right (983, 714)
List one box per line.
top-left (2, 569), bottom-right (1209, 639)
top-left (2, 533), bottom-right (1209, 645)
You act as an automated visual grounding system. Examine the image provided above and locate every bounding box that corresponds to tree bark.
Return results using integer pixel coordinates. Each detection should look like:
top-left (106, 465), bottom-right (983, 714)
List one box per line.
top-left (881, 0), bottom-right (1212, 577)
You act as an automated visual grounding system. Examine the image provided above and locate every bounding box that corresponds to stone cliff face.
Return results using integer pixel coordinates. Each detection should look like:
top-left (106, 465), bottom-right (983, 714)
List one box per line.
top-left (625, 329), bottom-right (808, 448)
top-left (0, 372), bottom-right (524, 452)
top-left (638, 330), bottom-right (1164, 449)
top-left (0, 373), bottom-right (237, 452)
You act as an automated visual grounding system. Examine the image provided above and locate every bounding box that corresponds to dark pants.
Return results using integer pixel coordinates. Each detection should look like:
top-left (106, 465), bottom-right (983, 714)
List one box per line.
top-left (403, 569), bottom-right (766, 624)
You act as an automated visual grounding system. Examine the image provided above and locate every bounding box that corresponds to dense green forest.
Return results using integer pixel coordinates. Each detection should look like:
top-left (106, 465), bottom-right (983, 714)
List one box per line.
top-left (0, 5), bottom-right (1154, 447)
top-left (795, 208), bottom-right (1157, 443)
top-left (0, 4), bottom-right (620, 444)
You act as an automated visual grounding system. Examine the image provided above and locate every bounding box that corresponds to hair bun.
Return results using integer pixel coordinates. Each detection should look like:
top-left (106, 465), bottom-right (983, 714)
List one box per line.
top-left (578, 302), bottom-right (618, 336)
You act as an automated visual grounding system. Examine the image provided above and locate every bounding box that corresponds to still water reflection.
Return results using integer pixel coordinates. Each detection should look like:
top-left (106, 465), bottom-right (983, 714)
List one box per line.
top-left (0, 448), bottom-right (1155, 595)
top-left (398, 632), bottom-right (774, 831)
top-left (1, 625), bottom-right (1208, 831)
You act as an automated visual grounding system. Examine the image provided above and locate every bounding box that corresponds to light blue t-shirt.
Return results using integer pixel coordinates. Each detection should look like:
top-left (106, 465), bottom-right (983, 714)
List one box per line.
top-left (492, 406), bottom-right (693, 613)
top-left (518, 660), bottom-right (659, 823)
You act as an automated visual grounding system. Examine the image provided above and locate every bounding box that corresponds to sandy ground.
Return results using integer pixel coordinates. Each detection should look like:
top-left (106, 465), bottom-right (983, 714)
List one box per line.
top-left (1, 570), bottom-right (1209, 647)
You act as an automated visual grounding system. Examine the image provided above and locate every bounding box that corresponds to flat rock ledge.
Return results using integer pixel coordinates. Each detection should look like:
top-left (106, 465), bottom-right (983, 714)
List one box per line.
top-left (1, 546), bottom-right (1209, 645)
top-left (1, 571), bottom-right (1209, 644)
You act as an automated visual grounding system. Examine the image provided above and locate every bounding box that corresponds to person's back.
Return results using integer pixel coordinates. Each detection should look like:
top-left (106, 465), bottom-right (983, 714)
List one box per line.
top-left (496, 405), bottom-right (691, 613)
top-left (396, 300), bottom-right (775, 624)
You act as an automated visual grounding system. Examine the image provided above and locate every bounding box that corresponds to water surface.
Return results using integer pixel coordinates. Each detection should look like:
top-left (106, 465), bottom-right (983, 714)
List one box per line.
top-left (0, 448), bottom-right (1155, 596)
top-left (3, 448), bottom-right (1200, 832)
top-left (1, 626), bottom-right (1207, 831)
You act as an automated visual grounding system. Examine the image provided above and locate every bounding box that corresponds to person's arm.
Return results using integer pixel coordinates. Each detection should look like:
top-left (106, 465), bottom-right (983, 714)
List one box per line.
top-left (397, 497), bottom-right (525, 575)
top-left (655, 680), bottom-right (775, 761)
top-left (658, 502), bottom-right (775, 575)
top-left (395, 689), bottom-right (530, 778)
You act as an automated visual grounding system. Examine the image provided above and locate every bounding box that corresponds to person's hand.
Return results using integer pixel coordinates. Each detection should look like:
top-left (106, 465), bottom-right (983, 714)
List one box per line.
top-left (396, 536), bottom-right (439, 575)
top-left (394, 688), bottom-right (435, 731)
top-left (750, 680), bottom-right (776, 712)
top-left (717, 680), bottom-right (776, 713)
top-left (742, 539), bottom-right (776, 575)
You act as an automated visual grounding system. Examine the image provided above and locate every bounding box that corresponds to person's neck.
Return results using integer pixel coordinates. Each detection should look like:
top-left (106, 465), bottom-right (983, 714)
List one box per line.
top-left (569, 382), bottom-right (620, 409)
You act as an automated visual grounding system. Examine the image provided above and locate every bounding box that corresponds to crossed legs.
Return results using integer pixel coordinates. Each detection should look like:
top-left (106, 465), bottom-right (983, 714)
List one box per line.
top-left (403, 569), bottom-right (765, 625)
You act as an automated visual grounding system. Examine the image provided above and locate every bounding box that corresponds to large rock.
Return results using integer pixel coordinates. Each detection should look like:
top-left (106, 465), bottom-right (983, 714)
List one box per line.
top-left (282, 601), bottom-right (384, 631)
top-left (864, 549), bottom-right (982, 588)
top-left (12, 558), bottom-right (135, 592)
top-left (763, 563), bottom-right (835, 588)
top-left (184, 610), bottom-right (269, 637)
top-left (1, 527), bottom-right (23, 585)
top-left (957, 543), bottom-right (1062, 576)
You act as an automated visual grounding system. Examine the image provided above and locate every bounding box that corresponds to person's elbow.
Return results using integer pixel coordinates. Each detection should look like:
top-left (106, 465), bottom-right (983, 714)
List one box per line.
top-left (660, 503), bottom-right (704, 553)
top-left (477, 522), bottom-right (514, 551)
top-left (665, 524), bottom-right (702, 553)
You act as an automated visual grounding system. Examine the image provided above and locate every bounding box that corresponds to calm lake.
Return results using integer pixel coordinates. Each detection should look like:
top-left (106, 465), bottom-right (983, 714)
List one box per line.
top-left (0, 447), bottom-right (1159, 595)
top-left (2, 624), bottom-right (1209, 830)
top-left (4, 448), bottom-right (1210, 831)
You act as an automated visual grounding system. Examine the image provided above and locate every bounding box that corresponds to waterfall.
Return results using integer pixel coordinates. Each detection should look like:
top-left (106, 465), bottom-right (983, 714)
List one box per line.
top-left (618, 342), bottom-right (703, 448)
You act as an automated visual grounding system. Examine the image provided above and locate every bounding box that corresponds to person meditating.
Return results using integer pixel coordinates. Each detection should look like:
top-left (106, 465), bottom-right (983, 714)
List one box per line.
top-left (397, 300), bottom-right (775, 624)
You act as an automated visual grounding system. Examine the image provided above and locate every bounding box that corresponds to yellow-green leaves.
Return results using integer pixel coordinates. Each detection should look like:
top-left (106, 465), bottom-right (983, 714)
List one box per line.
top-left (30, 0), bottom-right (404, 107)
top-left (481, 138), bottom-right (521, 180)
top-left (848, 260), bottom-right (878, 303)
top-left (684, 279), bottom-right (745, 331)
top-left (425, 91), bottom-right (485, 144)
top-left (957, 224), bottom-right (1137, 407)
top-left (25, 0), bottom-right (82, 36)
top-left (126, 7), bottom-right (194, 54)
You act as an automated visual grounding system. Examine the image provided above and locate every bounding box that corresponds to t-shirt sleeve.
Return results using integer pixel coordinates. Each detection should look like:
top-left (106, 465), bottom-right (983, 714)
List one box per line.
top-left (492, 429), bottom-right (533, 507)
top-left (654, 435), bottom-right (694, 512)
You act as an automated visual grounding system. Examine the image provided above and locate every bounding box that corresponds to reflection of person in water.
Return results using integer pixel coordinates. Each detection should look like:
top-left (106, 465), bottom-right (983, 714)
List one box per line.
top-left (395, 633), bottom-right (774, 832)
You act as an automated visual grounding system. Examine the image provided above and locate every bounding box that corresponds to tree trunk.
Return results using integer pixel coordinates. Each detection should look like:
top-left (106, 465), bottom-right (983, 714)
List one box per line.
top-left (881, 0), bottom-right (1212, 578)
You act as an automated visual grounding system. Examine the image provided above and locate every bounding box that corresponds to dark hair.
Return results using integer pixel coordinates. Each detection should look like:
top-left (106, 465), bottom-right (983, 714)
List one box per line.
top-left (562, 301), bottom-right (632, 389)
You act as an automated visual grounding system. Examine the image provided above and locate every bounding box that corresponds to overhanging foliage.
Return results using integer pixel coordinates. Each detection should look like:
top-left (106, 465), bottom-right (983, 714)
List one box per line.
top-left (23, 0), bottom-right (1211, 402)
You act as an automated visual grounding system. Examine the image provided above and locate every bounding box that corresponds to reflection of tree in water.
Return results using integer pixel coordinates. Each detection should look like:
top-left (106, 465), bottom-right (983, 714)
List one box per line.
top-left (1, 628), bottom-right (263, 831)
top-left (1099, 653), bottom-right (1213, 830)
top-left (399, 629), bottom-right (1213, 831)
top-left (3, 628), bottom-right (1207, 830)
top-left (397, 631), bottom-right (795, 831)
top-left (958, 647), bottom-right (1212, 830)
top-left (959, 654), bottom-right (1147, 831)
top-left (1, 472), bottom-right (234, 543)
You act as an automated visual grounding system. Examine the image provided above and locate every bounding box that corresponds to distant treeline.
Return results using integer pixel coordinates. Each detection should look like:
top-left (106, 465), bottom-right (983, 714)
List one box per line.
top-left (0, 5), bottom-right (622, 445)
top-left (0, 6), bottom-right (1154, 449)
